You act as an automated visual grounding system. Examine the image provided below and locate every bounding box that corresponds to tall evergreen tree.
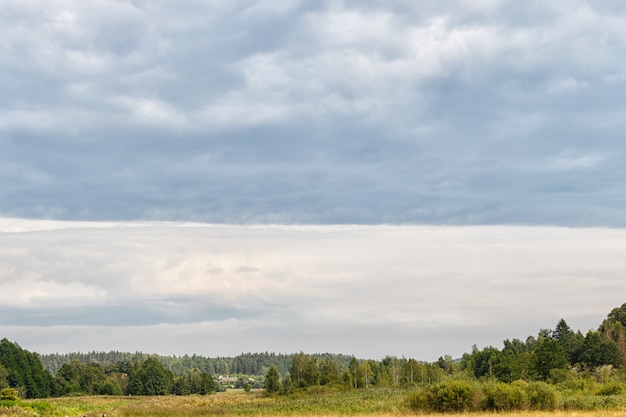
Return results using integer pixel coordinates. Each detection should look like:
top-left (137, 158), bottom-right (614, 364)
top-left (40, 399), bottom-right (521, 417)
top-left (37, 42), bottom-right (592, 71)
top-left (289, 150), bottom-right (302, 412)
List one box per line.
top-left (552, 319), bottom-right (584, 364)
top-left (0, 339), bottom-right (56, 398)
top-left (552, 318), bottom-right (573, 342)
top-left (264, 365), bottom-right (281, 394)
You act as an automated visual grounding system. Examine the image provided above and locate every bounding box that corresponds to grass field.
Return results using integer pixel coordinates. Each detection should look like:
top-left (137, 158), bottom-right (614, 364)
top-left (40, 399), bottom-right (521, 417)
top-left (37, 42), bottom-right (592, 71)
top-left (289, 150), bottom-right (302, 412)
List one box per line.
top-left (3, 388), bottom-right (626, 417)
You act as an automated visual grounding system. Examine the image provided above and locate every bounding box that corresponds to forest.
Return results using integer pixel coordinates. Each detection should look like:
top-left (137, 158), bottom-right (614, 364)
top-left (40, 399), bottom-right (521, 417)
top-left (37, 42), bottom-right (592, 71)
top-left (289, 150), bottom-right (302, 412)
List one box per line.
top-left (2, 302), bottom-right (626, 414)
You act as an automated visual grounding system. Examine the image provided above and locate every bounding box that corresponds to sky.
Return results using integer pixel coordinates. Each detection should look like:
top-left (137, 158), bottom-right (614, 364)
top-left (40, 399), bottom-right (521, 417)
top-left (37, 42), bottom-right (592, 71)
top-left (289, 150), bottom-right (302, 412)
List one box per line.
top-left (1, 0), bottom-right (626, 361)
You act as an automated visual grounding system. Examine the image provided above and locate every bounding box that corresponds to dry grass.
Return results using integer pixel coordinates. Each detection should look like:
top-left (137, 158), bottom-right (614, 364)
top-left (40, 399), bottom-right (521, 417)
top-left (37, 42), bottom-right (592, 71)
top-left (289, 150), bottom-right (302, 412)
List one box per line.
top-left (456, 413), bottom-right (626, 417)
top-left (5, 390), bottom-right (626, 417)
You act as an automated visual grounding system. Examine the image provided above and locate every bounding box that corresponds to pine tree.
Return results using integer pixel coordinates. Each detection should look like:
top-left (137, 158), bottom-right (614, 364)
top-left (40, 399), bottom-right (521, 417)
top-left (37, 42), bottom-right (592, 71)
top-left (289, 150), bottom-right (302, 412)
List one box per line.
top-left (264, 365), bottom-right (281, 394)
top-left (0, 339), bottom-right (56, 398)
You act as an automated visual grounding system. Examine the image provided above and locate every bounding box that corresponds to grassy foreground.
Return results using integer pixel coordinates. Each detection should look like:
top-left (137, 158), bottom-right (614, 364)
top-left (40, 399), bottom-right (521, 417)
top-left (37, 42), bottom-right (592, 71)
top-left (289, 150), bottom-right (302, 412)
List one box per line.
top-left (2, 389), bottom-right (626, 417)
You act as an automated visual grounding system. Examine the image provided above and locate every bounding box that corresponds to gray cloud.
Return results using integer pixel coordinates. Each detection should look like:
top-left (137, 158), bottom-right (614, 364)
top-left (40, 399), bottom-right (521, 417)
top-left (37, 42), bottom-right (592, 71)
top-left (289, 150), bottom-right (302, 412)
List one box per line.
top-left (0, 300), bottom-right (254, 327)
top-left (2, 2), bottom-right (626, 359)
top-left (1, 1), bottom-right (626, 224)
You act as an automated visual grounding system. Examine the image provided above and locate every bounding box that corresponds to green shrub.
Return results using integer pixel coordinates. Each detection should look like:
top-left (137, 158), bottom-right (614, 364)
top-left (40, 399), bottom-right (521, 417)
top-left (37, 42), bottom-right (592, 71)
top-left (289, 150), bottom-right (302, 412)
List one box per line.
top-left (561, 394), bottom-right (626, 410)
top-left (549, 368), bottom-right (573, 384)
top-left (526, 381), bottom-right (558, 410)
top-left (483, 381), bottom-right (529, 411)
top-left (96, 380), bottom-right (123, 396)
top-left (596, 382), bottom-right (624, 396)
top-left (406, 389), bottom-right (428, 410)
top-left (0, 387), bottom-right (19, 401)
top-left (423, 380), bottom-right (480, 412)
top-left (557, 374), bottom-right (597, 395)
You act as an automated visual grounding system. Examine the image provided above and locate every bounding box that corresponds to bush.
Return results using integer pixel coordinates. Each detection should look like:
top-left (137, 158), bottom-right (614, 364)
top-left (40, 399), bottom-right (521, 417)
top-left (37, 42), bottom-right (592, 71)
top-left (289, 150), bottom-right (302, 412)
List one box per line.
top-left (407, 389), bottom-right (428, 410)
top-left (97, 380), bottom-right (123, 396)
top-left (562, 394), bottom-right (626, 410)
top-left (483, 381), bottom-right (529, 411)
top-left (596, 382), bottom-right (624, 396)
top-left (0, 387), bottom-right (18, 401)
top-left (549, 368), bottom-right (573, 384)
top-left (557, 374), bottom-right (597, 395)
top-left (526, 381), bottom-right (558, 410)
top-left (423, 380), bottom-right (480, 412)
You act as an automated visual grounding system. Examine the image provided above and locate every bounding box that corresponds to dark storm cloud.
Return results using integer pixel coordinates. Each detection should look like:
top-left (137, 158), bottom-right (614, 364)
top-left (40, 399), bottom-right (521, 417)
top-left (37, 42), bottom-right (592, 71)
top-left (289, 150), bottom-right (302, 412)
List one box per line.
top-left (0, 300), bottom-right (254, 326)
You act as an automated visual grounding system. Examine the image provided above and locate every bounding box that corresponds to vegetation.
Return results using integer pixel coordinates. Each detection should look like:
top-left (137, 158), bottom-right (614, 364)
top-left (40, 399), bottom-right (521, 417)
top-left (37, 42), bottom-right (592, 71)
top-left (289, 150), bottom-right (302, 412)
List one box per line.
top-left (263, 365), bottom-right (281, 394)
top-left (3, 302), bottom-right (626, 415)
top-left (0, 341), bottom-right (216, 399)
top-left (1, 388), bottom-right (626, 416)
top-left (39, 351), bottom-right (354, 378)
top-left (0, 387), bottom-right (19, 401)
top-left (0, 338), bottom-right (57, 398)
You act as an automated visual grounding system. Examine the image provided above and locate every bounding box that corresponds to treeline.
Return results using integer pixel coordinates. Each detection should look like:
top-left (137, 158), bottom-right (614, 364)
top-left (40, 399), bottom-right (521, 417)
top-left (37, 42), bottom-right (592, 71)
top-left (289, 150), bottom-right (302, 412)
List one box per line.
top-left (0, 338), bottom-right (57, 398)
top-left (0, 340), bottom-right (216, 398)
top-left (461, 302), bottom-right (626, 383)
top-left (3, 302), bottom-right (626, 401)
top-left (3, 347), bottom-right (355, 398)
top-left (264, 353), bottom-right (447, 394)
top-left (56, 357), bottom-right (216, 396)
top-left (264, 303), bottom-right (626, 396)
top-left (40, 351), bottom-right (354, 379)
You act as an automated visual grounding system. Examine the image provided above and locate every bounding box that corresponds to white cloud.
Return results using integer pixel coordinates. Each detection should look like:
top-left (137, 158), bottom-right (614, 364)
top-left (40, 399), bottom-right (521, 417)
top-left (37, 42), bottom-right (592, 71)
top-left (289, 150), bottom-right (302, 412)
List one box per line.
top-left (114, 96), bottom-right (187, 126)
top-left (1, 219), bottom-right (625, 359)
top-left (547, 77), bottom-right (589, 94)
top-left (241, 0), bottom-right (303, 18)
top-left (547, 153), bottom-right (607, 172)
top-left (0, 280), bottom-right (106, 307)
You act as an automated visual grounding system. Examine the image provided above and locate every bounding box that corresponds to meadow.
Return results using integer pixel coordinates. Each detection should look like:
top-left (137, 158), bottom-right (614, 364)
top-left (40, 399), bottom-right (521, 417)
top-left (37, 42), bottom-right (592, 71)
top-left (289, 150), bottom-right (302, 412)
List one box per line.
top-left (3, 388), bottom-right (626, 417)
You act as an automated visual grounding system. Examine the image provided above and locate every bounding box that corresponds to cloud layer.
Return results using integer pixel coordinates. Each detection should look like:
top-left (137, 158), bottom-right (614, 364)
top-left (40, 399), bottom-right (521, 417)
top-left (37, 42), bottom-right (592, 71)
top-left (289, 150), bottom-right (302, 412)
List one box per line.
top-left (2, 1), bottom-right (626, 224)
top-left (1, 219), bottom-right (624, 359)
top-left (2, 1), bottom-right (626, 360)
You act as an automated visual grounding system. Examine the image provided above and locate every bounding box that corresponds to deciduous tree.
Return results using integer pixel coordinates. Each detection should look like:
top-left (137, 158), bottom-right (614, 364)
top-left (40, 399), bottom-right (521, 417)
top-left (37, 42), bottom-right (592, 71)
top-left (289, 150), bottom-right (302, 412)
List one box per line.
top-left (532, 339), bottom-right (569, 381)
top-left (577, 330), bottom-right (622, 369)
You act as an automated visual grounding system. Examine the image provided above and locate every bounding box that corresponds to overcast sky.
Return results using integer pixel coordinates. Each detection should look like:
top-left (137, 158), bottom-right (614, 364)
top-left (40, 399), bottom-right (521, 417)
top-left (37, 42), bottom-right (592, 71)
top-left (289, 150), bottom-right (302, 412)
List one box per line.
top-left (1, 1), bottom-right (626, 361)
top-left (2, 219), bottom-right (626, 361)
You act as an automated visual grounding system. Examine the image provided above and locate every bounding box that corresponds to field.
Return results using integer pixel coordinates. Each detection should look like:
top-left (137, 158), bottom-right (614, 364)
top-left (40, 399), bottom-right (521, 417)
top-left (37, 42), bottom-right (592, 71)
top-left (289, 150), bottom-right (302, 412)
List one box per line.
top-left (3, 388), bottom-right (626, 417)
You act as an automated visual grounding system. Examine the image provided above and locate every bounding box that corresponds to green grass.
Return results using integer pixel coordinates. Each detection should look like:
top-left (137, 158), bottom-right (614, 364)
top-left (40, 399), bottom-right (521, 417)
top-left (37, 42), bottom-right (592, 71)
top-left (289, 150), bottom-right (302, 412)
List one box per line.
top-left (3, 388), bottom-right (626, 417)
top-left (0, 388), bottom-right (409, 417)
